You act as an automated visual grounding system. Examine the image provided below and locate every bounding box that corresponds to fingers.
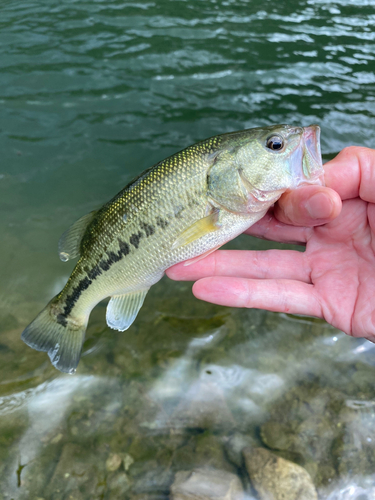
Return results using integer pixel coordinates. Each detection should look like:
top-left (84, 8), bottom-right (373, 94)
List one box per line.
top-left (368, 204), bottom-right (375, 254)
top-left (274, 186), bottom-right (342, 227)
top-left (166, 249), bottom-right (310, 282)
top-left (192, 277), bottom-right (322, 318)
top-left (271, 145), bottom-right (375, 227)
top-left (246, 209), bottom-right (313, 244)
top-left (324, 146), bottom-right (375, 203)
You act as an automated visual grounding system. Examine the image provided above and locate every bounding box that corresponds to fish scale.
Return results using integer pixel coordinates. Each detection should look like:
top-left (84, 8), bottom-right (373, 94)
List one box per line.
top-left (21, 124), bottom-right (324, 373)
top-left (57, 136), bottom-right (220, 312)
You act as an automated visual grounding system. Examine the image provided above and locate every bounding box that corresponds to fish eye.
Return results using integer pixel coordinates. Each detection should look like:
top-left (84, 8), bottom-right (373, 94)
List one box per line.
top-left (265, 135), bottom-right (284, 151)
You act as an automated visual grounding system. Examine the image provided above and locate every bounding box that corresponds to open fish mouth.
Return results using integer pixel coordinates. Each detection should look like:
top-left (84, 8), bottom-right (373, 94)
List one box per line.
top-left (300, 124), bottom-right (324, 185)
top-left (289, 124), bottom-right (324, 188)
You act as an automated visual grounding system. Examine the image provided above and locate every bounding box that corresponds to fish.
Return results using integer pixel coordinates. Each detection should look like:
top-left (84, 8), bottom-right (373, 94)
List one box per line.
top-left (21, 124), bottom-right (324, 374)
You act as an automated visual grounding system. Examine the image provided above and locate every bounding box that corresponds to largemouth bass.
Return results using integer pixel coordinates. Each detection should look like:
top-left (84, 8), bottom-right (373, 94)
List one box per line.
top-left (22, 124), bottom-right (323, 373)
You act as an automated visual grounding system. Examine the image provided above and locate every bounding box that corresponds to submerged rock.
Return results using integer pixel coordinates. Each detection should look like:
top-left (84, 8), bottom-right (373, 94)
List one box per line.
top-left (131, 461), bottom-right (174, 496)
top-left (170, 468), bottom-right (244, 500)
top-left (332, 399), bottom-right (375, 477)
top-left (45, 443), bottom-right (107, 499)
top-left (64, 489), bottom-right (84, 500)
top-left (123, 453), bottom-right (135, 471)
top-left (243, 447), bottom-right (318, 500)
top-left (106, 471), bottom-right (131, 497)
top-left (259, 383), bottom-right (349, 486)
top-left (173, 432), bottom-right (236, 474)
top-left (223, 432), bottom-right (257, 468)
top-left (106, 453), bottom-right (122, 472)
top-left (171, 380), bottom-right (235, 432)
top-left (260, 421), bottom-right (295, 452)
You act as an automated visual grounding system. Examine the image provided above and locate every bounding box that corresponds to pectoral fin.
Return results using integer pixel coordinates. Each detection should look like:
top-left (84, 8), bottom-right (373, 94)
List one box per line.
top-left (172, 210), bottom-right (221, 250)
top-left (58, 210), bottom-right (98, 262)
top-left (106, 289), bottom-right (149, 332)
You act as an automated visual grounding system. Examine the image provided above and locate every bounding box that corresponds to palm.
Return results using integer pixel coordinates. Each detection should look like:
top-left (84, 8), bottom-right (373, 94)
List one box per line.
top-left (300, 198), bottom-right (375, 338)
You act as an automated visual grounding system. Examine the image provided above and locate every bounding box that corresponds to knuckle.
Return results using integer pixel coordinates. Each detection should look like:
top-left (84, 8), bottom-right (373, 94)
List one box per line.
top-left (252, 251), bottom-right (265, 278)
top-left (357, 147), bottom-right (375, 171)
top-left (340, 146), bottom-right (372, 160)
top-left (275, 280), bottom-right (290, 313)
top-left (243, 280), bottom-right (253, 308)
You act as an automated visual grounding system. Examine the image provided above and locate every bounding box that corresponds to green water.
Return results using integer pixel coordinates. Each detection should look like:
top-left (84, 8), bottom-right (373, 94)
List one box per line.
top-left (1, 0), bottom-right (375, 498)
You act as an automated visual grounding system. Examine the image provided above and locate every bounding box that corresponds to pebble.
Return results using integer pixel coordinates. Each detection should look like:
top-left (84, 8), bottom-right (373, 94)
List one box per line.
top-left (106, 453), bottom-right (122, 472)
top-left (170, 468), bottom-right (244, 500)
top-left (243, 447), bottom-right (318, 500)
top-left (123, 453), bottom-right (134, 471)
top-left (50, 433), bottom-right (63, 445)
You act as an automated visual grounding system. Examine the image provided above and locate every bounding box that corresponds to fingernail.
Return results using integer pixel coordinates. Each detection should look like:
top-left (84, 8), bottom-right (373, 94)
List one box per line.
top-left (305, 192), bottom-right (334, 219)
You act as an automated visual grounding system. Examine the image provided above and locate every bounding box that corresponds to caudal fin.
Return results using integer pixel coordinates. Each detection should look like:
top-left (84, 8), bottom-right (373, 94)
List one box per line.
top-left (21, 303), bottom-right (86, 374)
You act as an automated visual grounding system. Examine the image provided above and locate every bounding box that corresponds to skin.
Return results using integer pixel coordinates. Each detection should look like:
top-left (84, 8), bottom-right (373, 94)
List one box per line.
top-left (167, 146), bottom-right (375, 342)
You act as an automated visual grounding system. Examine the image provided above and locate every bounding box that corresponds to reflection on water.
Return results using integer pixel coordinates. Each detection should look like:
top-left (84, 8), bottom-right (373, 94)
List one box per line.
top-left (1, 0), bottom-right (375, 498)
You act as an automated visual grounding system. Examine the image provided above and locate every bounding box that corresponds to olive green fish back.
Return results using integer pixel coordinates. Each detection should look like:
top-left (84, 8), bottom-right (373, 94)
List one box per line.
top-left (79, 134), bottom-right (222, 259)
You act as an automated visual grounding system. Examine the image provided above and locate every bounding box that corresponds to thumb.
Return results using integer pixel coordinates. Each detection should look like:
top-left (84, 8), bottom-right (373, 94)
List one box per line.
top-left (274, 186), bottom-right (342, 227)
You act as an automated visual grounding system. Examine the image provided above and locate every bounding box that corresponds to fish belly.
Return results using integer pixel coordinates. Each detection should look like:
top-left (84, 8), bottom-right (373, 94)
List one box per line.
top-left (68, 206), bottom-right (264, 320)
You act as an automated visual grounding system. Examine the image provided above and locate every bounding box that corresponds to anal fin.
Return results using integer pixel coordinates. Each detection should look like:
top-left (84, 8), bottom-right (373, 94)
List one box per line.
top-left (172, 209), bottom-right (221, 250)
top-left (106, 289), bottom-right (149, 332)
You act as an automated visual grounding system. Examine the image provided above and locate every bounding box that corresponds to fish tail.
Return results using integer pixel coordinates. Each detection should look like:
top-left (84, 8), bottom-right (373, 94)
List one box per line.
top-left (21, 301), bottom-right (87, 374)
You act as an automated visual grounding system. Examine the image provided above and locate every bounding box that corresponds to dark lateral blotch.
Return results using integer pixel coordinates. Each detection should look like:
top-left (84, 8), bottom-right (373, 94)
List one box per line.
top-left (174, 205), bottom-right (185, 218)
top-left (156, 216), bottom-right (168, 229)
top-left (140, 222), bottom-right (155, 237)
top-left (107, 251), bottom-right (122, 264)
top-left (100, 259), bottom-right (111, 271)
top-left (61, 276), bottom-right (93, 319)
top-left (56, 313), bottom-right (68, 327)
top-left (59, 237), bottom-right (132, 322)
top-left (79, 277), bottom-right (91, 291)
top-left (88, 265), bottom-right (102, 280)
top-left (130, 231), bottom-right (143, 249)
top-left (119, 239), bottom-right (130, 255)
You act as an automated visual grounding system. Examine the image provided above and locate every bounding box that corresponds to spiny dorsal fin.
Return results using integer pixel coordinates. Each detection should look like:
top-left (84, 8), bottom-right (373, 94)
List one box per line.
top-left (106, 289), bottom-right (149, 332)
top-left (171, 209), bottom-right (221, 250)
top-left (58, 210), bottom-right (98, 262)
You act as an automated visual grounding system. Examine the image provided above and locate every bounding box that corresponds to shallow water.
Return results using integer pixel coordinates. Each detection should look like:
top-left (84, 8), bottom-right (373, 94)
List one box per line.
top-left (1, 0), bottom-right (375, 498)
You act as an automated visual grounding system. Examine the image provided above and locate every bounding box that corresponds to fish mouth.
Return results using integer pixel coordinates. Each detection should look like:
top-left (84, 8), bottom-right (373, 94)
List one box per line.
top-left (290, 124), bottom-right (324, 188)
top-left (302, 125), bottom-right (324, 183)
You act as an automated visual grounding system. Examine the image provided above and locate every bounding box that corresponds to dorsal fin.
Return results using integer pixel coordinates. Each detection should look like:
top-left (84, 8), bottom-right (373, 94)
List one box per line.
top-left (58, 210), bottom-right (97, 262)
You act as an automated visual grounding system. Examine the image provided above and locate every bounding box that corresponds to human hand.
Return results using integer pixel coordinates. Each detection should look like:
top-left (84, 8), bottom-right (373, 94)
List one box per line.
top-left (166, 147), bottom-right (375, 341)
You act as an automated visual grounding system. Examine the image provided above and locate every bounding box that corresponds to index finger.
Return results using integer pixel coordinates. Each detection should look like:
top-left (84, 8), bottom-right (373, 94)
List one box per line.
top-left (324, 146), bottom-right (375, 202)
